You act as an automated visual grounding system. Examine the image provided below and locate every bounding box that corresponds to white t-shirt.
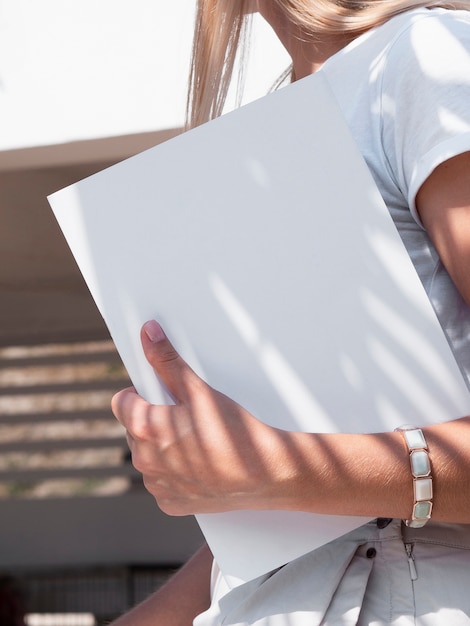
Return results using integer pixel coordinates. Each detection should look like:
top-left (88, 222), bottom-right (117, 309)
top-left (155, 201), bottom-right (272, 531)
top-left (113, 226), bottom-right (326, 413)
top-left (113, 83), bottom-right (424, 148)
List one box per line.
top-left (320, 7), bottom-right (470, 385)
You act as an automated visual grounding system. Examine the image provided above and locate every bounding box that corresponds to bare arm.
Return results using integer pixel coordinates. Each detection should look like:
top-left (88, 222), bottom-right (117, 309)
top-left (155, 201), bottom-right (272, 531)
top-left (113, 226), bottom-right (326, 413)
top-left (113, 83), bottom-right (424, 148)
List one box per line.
top-left (416, 152), bottom-right (470, 306)
top-left (113, 350), bottom-right (470, 525)
top-left (110, 543), bottom-right (212, 626)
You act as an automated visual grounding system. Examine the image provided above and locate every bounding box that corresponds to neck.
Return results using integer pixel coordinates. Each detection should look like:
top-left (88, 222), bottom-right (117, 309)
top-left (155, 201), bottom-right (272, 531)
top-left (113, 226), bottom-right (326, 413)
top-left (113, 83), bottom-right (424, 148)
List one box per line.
top-left (288, 32), bottom-right (353, 78)
top-left (256, 3), bottom-right (351, 78)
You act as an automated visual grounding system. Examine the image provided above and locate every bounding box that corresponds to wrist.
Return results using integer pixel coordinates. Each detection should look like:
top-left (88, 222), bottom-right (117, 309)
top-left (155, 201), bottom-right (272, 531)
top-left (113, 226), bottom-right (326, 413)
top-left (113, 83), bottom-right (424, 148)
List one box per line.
top-left (260, 430), bottom-right (413, 518)
top-left (256, 429), bottom-right (329, 512)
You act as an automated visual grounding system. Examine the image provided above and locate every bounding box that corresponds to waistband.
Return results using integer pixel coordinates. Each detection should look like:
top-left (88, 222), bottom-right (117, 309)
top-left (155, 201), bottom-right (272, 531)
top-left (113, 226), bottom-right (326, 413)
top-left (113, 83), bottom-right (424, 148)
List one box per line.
top-left (346, 518), bottom-right (470, 549)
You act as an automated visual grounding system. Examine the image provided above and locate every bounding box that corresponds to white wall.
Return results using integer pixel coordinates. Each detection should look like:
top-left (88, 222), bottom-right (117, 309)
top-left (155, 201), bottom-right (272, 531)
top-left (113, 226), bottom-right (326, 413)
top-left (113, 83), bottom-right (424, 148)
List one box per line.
top-left (0, 1), bottom-right (289, 150)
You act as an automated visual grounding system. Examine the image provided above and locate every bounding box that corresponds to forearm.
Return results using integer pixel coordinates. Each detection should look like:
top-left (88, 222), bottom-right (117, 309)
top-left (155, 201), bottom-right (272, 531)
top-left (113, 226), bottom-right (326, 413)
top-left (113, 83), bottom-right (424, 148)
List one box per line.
top-left (110, 543), bottom-right (212, 626)
top-left (114, 321), bottom-right (470, 522)
top-left (276, 415), bottom-right (470, 523)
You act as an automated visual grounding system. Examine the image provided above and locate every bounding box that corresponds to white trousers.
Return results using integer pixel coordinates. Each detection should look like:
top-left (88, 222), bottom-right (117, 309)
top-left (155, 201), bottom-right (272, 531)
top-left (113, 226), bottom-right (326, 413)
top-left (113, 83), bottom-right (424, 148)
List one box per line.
top-left (194, 519), bottom-right (470, 625)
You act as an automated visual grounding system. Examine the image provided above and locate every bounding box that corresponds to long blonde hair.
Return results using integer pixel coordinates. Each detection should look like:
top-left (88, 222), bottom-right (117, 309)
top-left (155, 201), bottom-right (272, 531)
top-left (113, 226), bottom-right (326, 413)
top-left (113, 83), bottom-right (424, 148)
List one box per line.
top-left (186, 0), bottom-right (469, 129)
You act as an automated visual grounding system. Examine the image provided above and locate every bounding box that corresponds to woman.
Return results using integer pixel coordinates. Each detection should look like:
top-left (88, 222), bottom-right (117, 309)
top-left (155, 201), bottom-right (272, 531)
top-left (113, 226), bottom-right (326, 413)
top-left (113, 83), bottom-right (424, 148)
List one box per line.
top-left (111, 0), bottom-right (470, 623)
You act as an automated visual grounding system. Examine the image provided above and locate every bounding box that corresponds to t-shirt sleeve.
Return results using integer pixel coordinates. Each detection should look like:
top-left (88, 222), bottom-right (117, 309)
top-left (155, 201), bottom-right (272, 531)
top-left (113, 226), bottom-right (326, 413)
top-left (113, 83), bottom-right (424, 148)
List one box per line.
top-left (380, 10), bottom-right (470, 226)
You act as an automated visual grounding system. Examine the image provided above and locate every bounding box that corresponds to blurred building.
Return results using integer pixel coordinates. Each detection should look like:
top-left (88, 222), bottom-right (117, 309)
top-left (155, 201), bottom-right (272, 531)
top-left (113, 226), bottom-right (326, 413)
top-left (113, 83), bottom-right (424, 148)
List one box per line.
top-left (0, 2), bottom-right (288, 623)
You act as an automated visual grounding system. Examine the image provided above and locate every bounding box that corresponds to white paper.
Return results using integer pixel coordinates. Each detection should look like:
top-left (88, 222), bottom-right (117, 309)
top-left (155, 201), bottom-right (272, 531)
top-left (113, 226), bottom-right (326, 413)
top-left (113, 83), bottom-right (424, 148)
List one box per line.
top-left (48, 72), bottom-right (470, 582)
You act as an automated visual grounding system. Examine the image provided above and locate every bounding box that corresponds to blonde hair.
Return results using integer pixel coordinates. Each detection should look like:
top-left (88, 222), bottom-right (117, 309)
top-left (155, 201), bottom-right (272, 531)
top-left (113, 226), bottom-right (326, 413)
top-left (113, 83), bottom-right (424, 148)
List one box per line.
top-left (186, 0), bottom-right (469, 129)
top-left (186, 0), bottom-right (252, 130)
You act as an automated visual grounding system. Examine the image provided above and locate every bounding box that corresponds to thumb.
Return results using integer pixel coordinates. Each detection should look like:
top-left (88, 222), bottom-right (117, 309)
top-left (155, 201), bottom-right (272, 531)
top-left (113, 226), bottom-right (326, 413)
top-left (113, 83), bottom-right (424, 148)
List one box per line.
top-left (140, 319), bottom-right (200, 403)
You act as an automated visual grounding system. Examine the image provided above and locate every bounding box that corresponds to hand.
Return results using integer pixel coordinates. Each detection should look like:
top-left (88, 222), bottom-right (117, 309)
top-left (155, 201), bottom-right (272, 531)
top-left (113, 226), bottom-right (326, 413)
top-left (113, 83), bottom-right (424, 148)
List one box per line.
top-left (112, 320), bottom-right (294, 516)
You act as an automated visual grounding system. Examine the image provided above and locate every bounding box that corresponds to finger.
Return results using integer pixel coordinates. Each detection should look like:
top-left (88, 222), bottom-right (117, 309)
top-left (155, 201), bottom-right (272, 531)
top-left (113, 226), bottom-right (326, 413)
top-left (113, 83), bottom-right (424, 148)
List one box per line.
top-left (111, 386), bottom-right (140, 426)
top-left (112, 385), bottom-right (157, 430)
top-left (140, 319), bottom-right (204, 403)
top-left (112, 385), bottom-right (176, 439)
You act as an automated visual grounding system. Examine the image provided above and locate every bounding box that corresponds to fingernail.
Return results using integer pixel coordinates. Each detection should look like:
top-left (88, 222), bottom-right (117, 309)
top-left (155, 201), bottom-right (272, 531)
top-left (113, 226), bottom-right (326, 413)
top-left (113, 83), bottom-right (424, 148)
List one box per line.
top-left (143, 320), bottom-right (166, 343)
